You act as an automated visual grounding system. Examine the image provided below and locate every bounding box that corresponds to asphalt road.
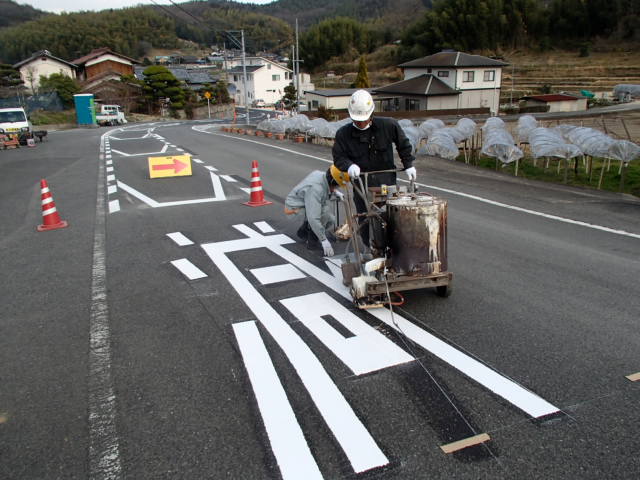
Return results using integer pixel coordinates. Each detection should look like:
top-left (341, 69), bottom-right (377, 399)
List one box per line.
top-left (1, 119), bottom-right (639, 480)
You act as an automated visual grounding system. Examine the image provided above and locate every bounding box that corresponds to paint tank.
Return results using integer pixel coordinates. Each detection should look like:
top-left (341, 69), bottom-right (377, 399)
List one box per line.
top-left (387, 194), bottom-right (447, 275)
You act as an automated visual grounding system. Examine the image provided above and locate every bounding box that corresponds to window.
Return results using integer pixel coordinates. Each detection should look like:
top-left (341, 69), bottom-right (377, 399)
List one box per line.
top-left (404, 99), bottom-right (420, 111)
top-left (463, 71), bottom-right (474, 82)
top-left (233, 75), bottom-right (238, 82)
top-left (272, 74), bottom-right (280, 81)
top-left (312, 100), bottom-right (319, 108)
top-left (483, 70), bottom-right (495, 81)
top-left (437, 70), bottom-right (449, 78)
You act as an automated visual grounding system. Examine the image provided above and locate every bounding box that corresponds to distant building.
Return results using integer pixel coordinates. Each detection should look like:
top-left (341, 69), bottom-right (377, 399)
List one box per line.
top-left (13, 50), bottom-right (77, 93)
top-left (73, 47), bottom-right (138, 83)
top-left (520, 94), bottom-right (588, 113)
top-left (397, 50), bottom-right (508, 114)
top-left (304, 88), bottom-right (369, 111)
top-left (372, 75), bottom-right (460, 112)
top-left (225, 57), bottom-right (295, 106)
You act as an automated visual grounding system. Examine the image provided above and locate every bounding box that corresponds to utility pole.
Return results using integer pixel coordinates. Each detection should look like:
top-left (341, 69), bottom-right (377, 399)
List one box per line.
top-left (225, 30), bottom-right (250, 125)
top-left (295, 18), bottom-right (300, 114)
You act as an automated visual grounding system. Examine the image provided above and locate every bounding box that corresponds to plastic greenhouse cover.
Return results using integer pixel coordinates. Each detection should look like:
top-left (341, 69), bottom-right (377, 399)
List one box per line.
top-left (613, 84), bottom-right (640, 99)
top-left (528, 127), bottom-right (582, 159)
top-left (455, 118), bottom-right (476, 140)
top-left (398, 119), bottom-right (415, 128)
top-left (558, 126), bottom-right (615, 157)
top-left (607, 139), bottom-right (640, 163)
top-left (482, 117), bottom-right (506, 132)
top-left (481, 127), bottom-right (523, 164)
top-left (516, 115), bottom-right (538, 143)
top-left (401, 125), bottom-right (421, 153)
top-left (418, 119), bottom-right (445, 138)
top-left (419, 129), bottom-right (459, 160)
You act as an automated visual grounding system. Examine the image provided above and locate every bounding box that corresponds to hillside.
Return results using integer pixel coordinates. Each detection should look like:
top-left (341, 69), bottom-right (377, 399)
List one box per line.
top-left (0, 0), bottom-right (44, 29)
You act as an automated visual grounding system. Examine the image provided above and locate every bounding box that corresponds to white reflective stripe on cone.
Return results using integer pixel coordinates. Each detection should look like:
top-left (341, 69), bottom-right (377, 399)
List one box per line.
top-left (42, 197), bottom-right (54, 205)
top-left (250, 187), bottom-right (263, 192)
top-left (42, 207), bottom-right (57, 216)
top-left (41, 187), bottom-right (50, 193)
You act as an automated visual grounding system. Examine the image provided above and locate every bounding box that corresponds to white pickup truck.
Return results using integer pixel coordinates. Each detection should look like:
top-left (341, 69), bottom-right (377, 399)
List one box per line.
top-left (95, 104), bottom-right (127, 126)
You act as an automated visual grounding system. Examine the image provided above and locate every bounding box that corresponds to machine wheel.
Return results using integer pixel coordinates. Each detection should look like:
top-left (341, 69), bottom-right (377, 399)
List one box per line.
top-left (436, 284), bottom-right (452, 297)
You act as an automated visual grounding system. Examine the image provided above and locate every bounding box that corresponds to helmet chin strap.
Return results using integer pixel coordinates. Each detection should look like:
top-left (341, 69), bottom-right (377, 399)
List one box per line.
top-left (352, 119), bottom-right (372, 130)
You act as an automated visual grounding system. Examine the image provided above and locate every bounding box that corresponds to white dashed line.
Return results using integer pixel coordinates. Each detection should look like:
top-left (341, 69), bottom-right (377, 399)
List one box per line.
top-left (170, 259), bottom-right (207, 280)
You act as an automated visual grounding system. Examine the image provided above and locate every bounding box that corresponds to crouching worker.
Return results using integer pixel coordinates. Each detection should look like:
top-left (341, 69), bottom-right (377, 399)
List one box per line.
top-left (284, 166), bottom-right (349, 257)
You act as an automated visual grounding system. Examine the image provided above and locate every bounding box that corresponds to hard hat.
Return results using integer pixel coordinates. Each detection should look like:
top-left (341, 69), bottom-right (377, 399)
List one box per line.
top-left (348, 90), bottom-right (374, 122)
top-left (329, 165), bottom-right (350, 186)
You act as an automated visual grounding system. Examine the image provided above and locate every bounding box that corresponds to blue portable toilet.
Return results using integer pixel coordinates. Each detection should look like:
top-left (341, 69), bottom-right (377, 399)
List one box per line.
top-left (74, 94), bottom-right (97, 125)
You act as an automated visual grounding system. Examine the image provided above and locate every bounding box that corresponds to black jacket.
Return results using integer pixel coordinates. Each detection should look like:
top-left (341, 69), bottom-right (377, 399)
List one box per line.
top-left (332, 117), bottom-right (415, 175)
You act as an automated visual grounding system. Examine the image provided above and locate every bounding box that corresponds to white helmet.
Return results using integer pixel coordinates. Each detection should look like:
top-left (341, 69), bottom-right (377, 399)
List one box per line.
top-left (348, 89), bottom-right (374, 122)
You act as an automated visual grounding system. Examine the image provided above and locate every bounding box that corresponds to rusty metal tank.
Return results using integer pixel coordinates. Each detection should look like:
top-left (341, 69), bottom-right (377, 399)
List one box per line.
top-left (387, 193), bottom-right (447, 275)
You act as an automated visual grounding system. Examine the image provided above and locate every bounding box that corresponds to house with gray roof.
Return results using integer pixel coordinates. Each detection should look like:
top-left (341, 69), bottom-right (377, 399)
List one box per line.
top-left (13, 50), bottom-right (77, 93)
top-left (372, 75), bottom-right (460, 112)
top-left (398, 50), bottom-right (509, 114)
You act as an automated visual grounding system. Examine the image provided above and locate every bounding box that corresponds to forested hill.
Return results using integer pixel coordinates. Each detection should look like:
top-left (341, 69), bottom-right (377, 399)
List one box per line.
top-left (0, 0), bottom-right (44, 28)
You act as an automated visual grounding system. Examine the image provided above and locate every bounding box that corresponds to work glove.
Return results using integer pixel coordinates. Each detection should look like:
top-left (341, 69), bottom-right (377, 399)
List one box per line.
top-left (347, 163), bottom-right (361, 179)
top-left (333, 190), bottom-right (344, 201)
top-left (321, 239), bottom-right (334, 257)
top-left (405, 166), bottom-right (417, 181)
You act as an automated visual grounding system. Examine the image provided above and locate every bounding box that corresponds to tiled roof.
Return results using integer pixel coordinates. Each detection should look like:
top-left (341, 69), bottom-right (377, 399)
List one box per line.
top-left (399, 51), bottom-right (508, 68)
top-left (13, 50), bottom-right (76, 69)
top-left (226, 65), bottom-right (263, 74)
top-left (372, 75), bottom-right (459, 96)
top-left (305, 88), bottom-right (370, 97)
top-left (73, 47), bottom-right (139, 66)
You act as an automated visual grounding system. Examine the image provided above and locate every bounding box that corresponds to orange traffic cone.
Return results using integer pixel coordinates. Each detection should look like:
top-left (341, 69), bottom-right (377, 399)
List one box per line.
top-left (37, 179), bottom-right (69, 231)
top-left (243, 161), bottom-right (272, 207)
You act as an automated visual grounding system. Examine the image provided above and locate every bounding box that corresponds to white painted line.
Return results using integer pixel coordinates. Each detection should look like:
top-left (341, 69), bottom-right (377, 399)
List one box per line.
top-left (109, 199), bottom-right (120, 213)
top-left (193, 158), bottom-right (203, 164)
top-left (282, 292), bottom-right (414, 376)
top-left (233, 321), bottom-right (323, 480)
top-left (254, 221), bottom-right (275, 233)
top-left (116, 176), bottom-right (225, 208)
top-left (171, 259), bottom-right (207, 280)
top-left (117, 181), bottom-right (159, 207)
top-left (88, 132), bottom-right (122, 478)
top-left (110, 144), bottom-right (168, 157)
top-left (107, 174), bottom-right (115, 182)
top-left (105, 154), bottom-right (112, 159)
top-left (202, 241), bottom-right (389, 473)
top-left (194, 127), bottom-right (640, 240)
top-left (233, 224), bottom-right (560, 418)
top-left (205, 166), bottom-right (218, 171)
top-left (240, 187), bottom-right (251, 194)
top-left (220, 175), bottom-right (237, 183)
top-left (250, 264), bottom-right (306, 285)
top-left (106, 166), bottom-right (114, 172)
top-left (106, 160), bottom-right (112, 165)
top-left (107, 185), bottom-right (117, 195)
top-left (166, 231), bottom-right (194, 246)
top-left (209, 172), bottom-right (226, 201)
top-left (177, 148), bottom-right (184, 152)
top-left (169, 144), bottom-right (176, 147)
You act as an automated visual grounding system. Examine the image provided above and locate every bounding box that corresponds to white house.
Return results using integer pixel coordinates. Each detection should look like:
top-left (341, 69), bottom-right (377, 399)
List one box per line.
top-left (13, 50), bottom-right (77, 93)
top-left (225, 56), bottom-right (294, 106)
top-left (304, 88), bottom-right (368, 111)
top-left (398, 50), bottom-right (508, 114)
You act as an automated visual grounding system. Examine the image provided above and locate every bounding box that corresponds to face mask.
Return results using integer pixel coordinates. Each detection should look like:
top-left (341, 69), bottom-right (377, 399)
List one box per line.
top-left (352, 121), bottom-right (371, 131)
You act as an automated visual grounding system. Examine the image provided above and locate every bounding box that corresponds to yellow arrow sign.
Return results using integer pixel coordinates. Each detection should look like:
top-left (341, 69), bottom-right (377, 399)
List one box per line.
top-left (148, 154), bottom-right (193, 178)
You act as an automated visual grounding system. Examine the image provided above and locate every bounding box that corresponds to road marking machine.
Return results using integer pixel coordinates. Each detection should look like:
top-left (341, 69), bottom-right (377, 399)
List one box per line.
top-left (339, 169), bottom-right (453, 309)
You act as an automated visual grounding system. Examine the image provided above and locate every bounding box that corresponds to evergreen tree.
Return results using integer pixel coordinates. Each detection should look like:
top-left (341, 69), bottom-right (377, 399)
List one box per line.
top-left (142, 65), bottom-right (185, 113)
top-left (0, 64), bottom-right (24, 98)
top-left (354, 56), bottom-right (371, 88)
top-left (38, 73), bottom-right (79, 107)
top-left (213, 79), bottom-right (231, 104)
top-left (282, 84), bottom-right (297, 109)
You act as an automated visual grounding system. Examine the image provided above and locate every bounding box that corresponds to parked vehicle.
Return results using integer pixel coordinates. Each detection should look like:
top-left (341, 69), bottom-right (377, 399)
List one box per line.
top-left (0, 107), bottom-right (32, 135)
top-left (95, 104), bottom-right (127, 126)
top-left (252, 99), bottom-right (266, 108)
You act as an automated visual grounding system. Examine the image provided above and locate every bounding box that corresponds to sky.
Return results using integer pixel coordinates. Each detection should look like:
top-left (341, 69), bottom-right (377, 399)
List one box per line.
top-left (18, 0), bottom-right (273, 14)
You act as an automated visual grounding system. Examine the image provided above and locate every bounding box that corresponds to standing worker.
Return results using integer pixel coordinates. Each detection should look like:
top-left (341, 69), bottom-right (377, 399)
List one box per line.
top-left (332, 89), bottom-right (416, 249)
top-left (284, 166), bottom-right (349, 257)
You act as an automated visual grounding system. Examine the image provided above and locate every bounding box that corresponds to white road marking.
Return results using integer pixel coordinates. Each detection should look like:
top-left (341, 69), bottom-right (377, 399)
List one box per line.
top-left (106, 166), bottom-right (113, 173)
top-left (233, 321), bottom-right (323, 480)
top-left (177, 148), bottom-right (184, 151)
top-left (202, 237), bottom-right (390, 473)
top-left (107, 174), bottom-right (115, 182)
top-left (108, 200), bottom-right (120, 213)
top-left (282, 292), bottom-right (414, 376)
top-left (193, 158), bottom-right (203, 163)
top-left (240, 187), bottom-right (251, 194)
top-left (254, 221), bottom-right (275, 233)
top-left (88, 136), bottom-right (122, 479)
top-left (107, 185), bottom-right (117, 195)
top-left (205, 166), bottom-right (218, 171)
top-left (116, 171), bottom-right (225, 208)
top-left (110, 144), bottom-right (168, 157)
top-left (166, 231), bottom-right (194, 246)
top-left (220, 175), bottom-right (237, 183)
top-left (194, 126), bottom-right (640, 240)
top-left (233, 224), bottom-right (560, 418)
top-left (106, 160), bottom-right (112, 166)
top-left (250, 264), bottom-right (306, 284)
top-left (171, 258), bottom-right (207, 280)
